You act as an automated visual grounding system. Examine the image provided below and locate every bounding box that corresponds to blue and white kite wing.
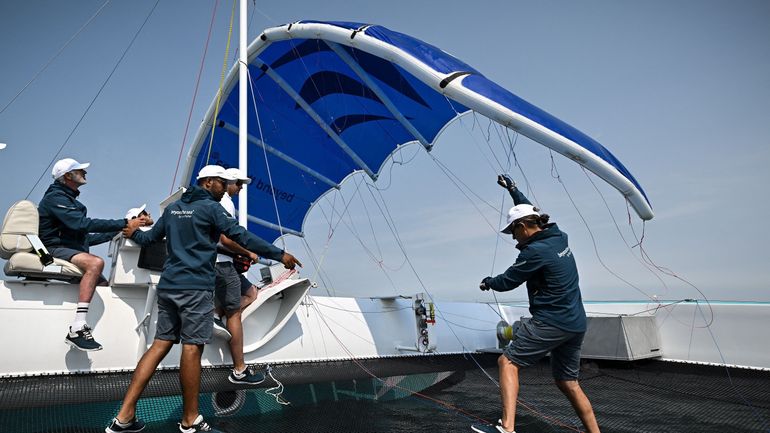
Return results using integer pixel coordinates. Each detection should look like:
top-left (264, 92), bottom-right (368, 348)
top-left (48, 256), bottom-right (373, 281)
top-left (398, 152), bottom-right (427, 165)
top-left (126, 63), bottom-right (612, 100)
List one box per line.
top-left (183, 21), bottom-right (653, 244)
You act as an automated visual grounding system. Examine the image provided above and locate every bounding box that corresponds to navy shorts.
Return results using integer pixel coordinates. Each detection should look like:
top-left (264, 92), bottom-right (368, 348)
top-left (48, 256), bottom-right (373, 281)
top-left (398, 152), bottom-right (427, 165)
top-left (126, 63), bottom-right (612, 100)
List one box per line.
top-left (215, 262), bottom-right (244, 312)
top-left (49, 247), bottom-right (86, 262)
top-left (239, 274), bottom-right (254, 293)
top-left (155, 289), bottom-right (214, 345)
top-left (503, 318), bottom-right (585, 380)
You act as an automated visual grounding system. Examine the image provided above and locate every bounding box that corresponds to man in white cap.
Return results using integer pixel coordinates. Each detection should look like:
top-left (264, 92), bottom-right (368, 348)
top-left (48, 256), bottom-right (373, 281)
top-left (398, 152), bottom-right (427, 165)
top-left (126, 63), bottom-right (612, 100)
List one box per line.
top-left (38, 158), bottom-right (147, 352)
top-left (125, 204), bottom-right (149, 221)
top-left (108, 165), bottom-right (301, 433)
top-left (471, 175), bottom-right (600, 433)
top-left (211, 167), bottom-right (268, 384)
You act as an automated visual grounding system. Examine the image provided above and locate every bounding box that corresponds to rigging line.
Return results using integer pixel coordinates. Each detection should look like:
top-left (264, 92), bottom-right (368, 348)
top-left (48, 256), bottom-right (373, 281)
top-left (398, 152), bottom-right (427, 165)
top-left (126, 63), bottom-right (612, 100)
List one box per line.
top-left (308, 175), bottom-right (404, 296)
top-left (364, 182), bottom-right (505, 387)
top-left (170, 0), bottom-right (220, 194)
top-left (487, 189), bottom-right (509, 320)
top-left (0, 0), bottom-right (112, 116)
top-left (251, 1), bottom-right (279, 27)
top-left (354, 182), bottom-right (408, 272)
top-left (427, 153), bottom-right (517, 242)
top-left (313, 300), bottom-right (411, 314)
top-left (547, 151), bottom-right (655, 301)
top-left (473, 112), bottom-right (507, 171)
top-left (429, 153), bottom-right (500, 212)
top-left (363, 143), bottom-right (423, 192)
top-left (247, 67), bottom-right (285, 247)
top-left (626, 212), bottom-right (716, 328)
top-left (356, 176), bottom-right (384, 260)
top-left (580, 166), bottom-right (670, 294)
top-left (24, 0), bottom-right (161, 200)
top-left (485, 125), bottom-right (521, 320)
top-left (696, 303), bottom-right (770, 432)
top-left (301, 238), bottom-right (335, 296)
top-left (320, 185), bottom-right (403, 295)
top-left (204, 0), bottom-right (237, 164)
top-left (442, 97), bottom-right (504, 174)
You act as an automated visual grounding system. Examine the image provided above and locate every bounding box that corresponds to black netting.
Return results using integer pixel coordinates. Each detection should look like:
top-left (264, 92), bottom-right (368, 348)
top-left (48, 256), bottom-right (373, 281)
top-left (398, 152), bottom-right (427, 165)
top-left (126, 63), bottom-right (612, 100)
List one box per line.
top-left (1, 355), bottom-right (768, 433)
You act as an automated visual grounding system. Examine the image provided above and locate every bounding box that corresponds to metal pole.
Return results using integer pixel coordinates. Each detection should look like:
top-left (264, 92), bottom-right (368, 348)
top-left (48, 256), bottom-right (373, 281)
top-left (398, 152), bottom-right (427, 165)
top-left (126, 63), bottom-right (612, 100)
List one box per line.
top-left (238, 0), bottom-right (248, 228)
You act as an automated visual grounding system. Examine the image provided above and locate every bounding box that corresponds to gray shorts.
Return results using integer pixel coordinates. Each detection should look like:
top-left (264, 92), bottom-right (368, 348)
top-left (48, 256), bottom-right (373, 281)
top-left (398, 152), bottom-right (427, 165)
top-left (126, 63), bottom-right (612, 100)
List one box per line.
top-left (49, 247), bottom-right (86, 262)
top-left (155, 289), bottom-right (214, 345)
top-left (215, 262), bottom-right (245, 312)
top-left (503, 318), bottom-right (585, 380)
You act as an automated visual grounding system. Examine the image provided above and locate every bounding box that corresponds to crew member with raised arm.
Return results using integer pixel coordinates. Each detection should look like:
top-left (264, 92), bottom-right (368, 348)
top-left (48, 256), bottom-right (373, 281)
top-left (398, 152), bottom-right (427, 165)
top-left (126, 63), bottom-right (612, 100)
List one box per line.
top-left (38, 158), bottom-right (148, 352)
top-left (106, 165), bottom-right (301, 433)
top-left (471, 175), bottom-right (600, 433)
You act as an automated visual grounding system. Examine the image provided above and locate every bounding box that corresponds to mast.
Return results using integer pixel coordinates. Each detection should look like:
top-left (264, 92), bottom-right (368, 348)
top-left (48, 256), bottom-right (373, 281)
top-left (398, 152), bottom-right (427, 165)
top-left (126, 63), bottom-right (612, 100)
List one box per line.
top-left (237, 0), bottom-right (248, 228)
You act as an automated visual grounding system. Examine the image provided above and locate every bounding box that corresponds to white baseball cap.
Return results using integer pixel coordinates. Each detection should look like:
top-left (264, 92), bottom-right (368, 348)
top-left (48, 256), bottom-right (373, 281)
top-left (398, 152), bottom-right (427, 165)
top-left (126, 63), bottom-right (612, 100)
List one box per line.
top-left (52, 158), bottom-right (90, 179)
top-left (224, 168), bottom-right (252, 184)
top-left (196, 165), bottom-right (237, 181)
top-left (500, 204), bottom-right (540, 234)
top-left (125, 204), bottom-right (147, 220)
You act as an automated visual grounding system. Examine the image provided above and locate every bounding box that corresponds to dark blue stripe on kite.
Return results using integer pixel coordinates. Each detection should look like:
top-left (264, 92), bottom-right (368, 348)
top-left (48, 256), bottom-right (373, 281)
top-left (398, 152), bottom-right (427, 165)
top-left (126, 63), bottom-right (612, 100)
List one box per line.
top-left (270, 40), bottom-right (332, 71)
top-left (341, 45), bottom-right (430, 108)
top-left (297, 71), bottom-right (381, 108)
top-left (330, 114), bottom-right (395, 134)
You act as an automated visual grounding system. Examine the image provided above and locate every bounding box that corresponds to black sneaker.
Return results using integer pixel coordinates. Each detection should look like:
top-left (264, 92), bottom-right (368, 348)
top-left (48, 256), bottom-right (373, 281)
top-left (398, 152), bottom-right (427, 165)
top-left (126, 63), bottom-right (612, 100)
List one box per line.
top-left (65, 325), bottom-right (103, 351)
top-left (105, 417), bottom-right (145, 433)
top-left (212, 318), bottom-right (231, 341)
top-left (228, 366), bottom-right (265, 385)
top-left (179, 415), bottom-right (221, 433)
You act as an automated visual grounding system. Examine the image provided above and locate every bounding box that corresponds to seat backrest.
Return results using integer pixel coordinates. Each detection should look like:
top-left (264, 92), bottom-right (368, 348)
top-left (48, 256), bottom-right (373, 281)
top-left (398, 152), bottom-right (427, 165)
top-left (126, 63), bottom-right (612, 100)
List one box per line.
top-left (0, 200), bottom-right (38, 259)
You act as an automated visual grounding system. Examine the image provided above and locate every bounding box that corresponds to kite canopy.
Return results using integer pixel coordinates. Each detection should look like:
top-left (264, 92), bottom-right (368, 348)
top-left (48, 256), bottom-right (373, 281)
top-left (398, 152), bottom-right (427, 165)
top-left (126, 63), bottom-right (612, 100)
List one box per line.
top-left (183, 21), bottom-right (653, 243)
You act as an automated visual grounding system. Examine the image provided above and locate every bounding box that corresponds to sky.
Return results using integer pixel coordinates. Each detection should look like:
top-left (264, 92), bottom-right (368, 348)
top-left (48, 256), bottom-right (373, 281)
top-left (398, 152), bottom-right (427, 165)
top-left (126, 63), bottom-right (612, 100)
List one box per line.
top-left (1, 0), bottom-right (768, 303)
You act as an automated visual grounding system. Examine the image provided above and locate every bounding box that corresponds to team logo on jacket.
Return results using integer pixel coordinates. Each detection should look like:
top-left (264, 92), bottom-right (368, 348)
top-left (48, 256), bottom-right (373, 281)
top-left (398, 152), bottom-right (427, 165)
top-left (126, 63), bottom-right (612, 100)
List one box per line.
top-left (171, 210), bottom-right (195, 218)
top-left (558, 246), bottom-right (572, 258)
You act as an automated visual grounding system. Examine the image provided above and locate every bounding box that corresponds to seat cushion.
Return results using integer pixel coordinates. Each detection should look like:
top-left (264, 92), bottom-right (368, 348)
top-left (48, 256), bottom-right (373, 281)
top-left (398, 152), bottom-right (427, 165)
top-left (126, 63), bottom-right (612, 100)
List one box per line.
top-left (4, 252), bottom-right (83, 280)
top-left (0, 200), bottom-right (38, 259)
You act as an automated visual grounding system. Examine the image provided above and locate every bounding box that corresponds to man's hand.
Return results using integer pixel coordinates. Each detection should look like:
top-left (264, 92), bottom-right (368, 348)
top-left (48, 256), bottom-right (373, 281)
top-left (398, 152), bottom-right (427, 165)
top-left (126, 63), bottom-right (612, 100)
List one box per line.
top-left (249, 252), bottom-right (259, 264)
top-left (497, 174), bottom-right (516, 191)
top-left (479, 277), bottom-right (493, 291)
top-left (123, 218), bottom-right (143, 238)
top-left (281, 252), bottom-right (302, 270)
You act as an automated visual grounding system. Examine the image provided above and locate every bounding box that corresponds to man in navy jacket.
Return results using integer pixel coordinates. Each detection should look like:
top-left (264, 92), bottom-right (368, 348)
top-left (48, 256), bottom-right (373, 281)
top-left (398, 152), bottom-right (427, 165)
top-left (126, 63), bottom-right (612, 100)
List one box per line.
top-left (38, 158), bottom-right (147, 352)
top-left (107, 165), bottom-right (300, 433)
top-left (471, 175), bottom-right (600, 433)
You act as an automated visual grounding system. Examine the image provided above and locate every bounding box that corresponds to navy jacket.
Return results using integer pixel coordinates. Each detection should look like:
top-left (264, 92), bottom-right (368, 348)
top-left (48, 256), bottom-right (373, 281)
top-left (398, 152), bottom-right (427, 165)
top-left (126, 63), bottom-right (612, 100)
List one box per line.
top-left (487, 188), bottom-right (587, 333)
top-left (38, 182), bottom-right (126, 252)
top-left (132, 185), bottom-right (284, 291)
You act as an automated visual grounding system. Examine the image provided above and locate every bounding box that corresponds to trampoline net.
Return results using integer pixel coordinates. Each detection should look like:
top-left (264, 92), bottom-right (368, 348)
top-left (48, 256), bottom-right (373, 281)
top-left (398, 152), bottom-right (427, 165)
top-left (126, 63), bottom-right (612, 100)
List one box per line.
top-left (1, 355), bottom-right (768, 433)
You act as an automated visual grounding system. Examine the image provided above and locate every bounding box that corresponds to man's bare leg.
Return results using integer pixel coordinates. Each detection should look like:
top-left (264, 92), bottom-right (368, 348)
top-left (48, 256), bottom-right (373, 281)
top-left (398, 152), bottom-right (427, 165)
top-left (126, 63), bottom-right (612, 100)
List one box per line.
top-left (240, 285), bottom-right (257, 312)
top-left (499, 355), bottom-right (519, 433)
top-left (180, 343), bottom-right (204, 427)
top-left (69, 253), bottom-right (104, 303)
top-left (556, 379), bottom-right (601, 433)
top-left (225, 309), bottom-right (246, 372)
top-left (115, 339), bottom-right (174, 422)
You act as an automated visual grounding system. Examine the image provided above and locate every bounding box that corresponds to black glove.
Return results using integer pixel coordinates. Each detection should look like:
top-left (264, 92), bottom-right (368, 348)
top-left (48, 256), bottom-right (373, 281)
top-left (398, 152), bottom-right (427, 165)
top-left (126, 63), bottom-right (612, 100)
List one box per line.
top-left (479, 277), bottom-right (493, 291)
top-left (497, 174), bottom-right (516, 190)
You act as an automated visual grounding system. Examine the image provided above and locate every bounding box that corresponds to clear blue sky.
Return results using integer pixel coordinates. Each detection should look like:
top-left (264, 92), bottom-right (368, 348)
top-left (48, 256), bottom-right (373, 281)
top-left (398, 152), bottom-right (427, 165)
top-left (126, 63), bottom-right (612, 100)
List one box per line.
top-left (1, 0), bottom-right (768, 302)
